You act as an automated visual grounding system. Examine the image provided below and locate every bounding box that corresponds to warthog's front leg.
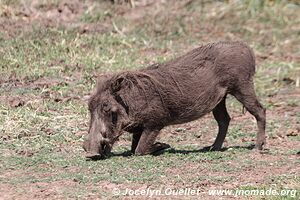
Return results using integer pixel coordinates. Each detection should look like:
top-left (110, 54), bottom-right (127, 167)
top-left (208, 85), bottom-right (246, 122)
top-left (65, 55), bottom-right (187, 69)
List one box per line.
top-left (131, 131), bottom-right (142, 153)
top-left (135, 129), bottom-right (170, 155)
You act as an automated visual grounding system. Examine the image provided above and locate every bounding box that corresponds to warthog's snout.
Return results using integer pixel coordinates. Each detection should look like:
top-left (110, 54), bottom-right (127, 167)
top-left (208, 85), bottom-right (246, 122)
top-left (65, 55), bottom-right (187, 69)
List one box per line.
top-left (83, 138), bottom-right (111, 160)
top-left (85, 152), bottom-right (103, 160)
top-left (83, 139), bottom-right (101, 160)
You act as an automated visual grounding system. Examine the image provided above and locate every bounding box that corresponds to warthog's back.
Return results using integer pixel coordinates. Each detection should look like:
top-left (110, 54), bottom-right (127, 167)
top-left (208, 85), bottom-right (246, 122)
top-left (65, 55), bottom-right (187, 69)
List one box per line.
top-left (139, 41), bottom-right (255, 124)
top-left (145, 41), bottom-right (255, 86)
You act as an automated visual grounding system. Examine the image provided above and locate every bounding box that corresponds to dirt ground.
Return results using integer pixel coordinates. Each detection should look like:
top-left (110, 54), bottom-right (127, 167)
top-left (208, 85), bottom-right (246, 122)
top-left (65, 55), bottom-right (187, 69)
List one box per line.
top-left (0, 0), bottom-right (299, 199)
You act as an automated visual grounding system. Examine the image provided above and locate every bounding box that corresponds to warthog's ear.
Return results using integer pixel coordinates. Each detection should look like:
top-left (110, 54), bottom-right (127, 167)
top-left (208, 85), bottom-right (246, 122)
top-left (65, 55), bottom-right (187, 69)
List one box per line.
top-left (95, 74), bottom-right (112, 93)
top-left (110, 76), bottom-right (125, 93)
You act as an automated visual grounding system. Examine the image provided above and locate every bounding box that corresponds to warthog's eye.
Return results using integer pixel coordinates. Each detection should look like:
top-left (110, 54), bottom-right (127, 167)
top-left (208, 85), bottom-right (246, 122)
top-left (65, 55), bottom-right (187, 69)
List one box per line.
top-left (102, 102), bottom-right (110, 112)
top-left (112, 112), bottom-right (118, 125)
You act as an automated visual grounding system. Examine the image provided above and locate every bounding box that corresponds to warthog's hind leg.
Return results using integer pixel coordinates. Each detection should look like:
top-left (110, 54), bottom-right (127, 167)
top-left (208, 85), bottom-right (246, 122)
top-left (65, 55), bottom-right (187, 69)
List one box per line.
top-left (211, 97), bottom-right (231, 150)
top-left (232, 83), bottom-right (266, 150)
top-left (203, 97), bottom-right (231, 151)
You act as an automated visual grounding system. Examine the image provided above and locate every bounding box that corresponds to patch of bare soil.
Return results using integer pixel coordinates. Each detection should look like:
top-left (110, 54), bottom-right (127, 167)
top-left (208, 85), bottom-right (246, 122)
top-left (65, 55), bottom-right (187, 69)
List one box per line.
top-left (0, 181), bottom-right (79, 200)
top-left (0, 74), bottom-right (85, 108)
top-left (0, 0), bottom-right (109, 37)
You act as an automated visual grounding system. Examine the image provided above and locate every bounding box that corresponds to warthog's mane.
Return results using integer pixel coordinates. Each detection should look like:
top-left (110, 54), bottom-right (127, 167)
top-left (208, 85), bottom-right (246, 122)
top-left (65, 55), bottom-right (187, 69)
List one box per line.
top-left (110, 70), bottom-right (168, 110)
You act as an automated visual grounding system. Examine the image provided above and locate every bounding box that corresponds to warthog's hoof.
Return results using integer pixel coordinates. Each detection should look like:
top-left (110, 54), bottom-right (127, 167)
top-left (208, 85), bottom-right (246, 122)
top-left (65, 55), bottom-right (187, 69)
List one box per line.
top-left (255, 140), bottom-right (266, 150)
top-left (85, 152), bottom-right (105, 160)
top-left (151, 142), bottom-right (171, 154)
top-left (134, 142), bottom-right (171, 156)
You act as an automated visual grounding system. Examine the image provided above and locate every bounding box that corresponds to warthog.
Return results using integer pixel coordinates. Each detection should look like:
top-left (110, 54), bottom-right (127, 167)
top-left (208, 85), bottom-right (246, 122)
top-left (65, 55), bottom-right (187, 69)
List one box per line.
top-left (83, 41), bottom-right (266, 159)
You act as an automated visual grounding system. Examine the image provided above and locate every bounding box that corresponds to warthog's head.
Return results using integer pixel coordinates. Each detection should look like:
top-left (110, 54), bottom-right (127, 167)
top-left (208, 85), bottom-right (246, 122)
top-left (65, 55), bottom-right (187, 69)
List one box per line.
top-left (83, 75), bottom-right (130, 160)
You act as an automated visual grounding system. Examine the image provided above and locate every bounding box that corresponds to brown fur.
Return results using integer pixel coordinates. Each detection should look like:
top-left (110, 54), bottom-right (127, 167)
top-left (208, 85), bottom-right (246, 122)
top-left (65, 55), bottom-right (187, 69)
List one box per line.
top-left (83, 41), bottom-right (266, 159)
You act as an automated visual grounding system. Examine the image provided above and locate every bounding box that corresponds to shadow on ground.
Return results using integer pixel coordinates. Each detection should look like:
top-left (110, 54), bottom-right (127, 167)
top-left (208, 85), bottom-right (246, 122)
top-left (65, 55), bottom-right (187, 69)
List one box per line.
top-left (101, 144), bottom-right (257, 160)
